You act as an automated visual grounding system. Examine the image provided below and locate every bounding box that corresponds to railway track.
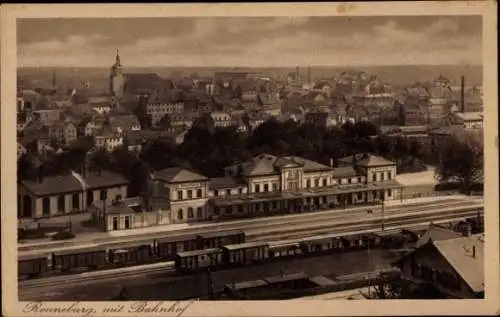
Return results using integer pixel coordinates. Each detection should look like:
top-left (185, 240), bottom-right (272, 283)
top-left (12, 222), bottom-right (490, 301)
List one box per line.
top-left (19, 198), bottom-right (479, 257)
top-left (247, 205), bottom-right (483, 241)
top-left (20, 206), bottom-right (482, 291)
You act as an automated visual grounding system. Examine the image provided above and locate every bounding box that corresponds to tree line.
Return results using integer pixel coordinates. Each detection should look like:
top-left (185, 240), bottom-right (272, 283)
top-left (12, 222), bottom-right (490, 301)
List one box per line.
top-left (18, 118), bottom-right (483, 197)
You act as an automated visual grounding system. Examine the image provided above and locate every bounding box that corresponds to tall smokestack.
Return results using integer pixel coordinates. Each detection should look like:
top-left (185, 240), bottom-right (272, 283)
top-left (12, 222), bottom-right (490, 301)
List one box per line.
top-left (308, 67), bottom-right (311, 85)
top-left (296, 66), bottom-right (300, 80)
top-left (460, 76), bottom-right (465, 113)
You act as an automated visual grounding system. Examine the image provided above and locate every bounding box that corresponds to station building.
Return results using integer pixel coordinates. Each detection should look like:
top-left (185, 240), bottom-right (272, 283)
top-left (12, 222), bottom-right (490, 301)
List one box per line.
top-left (142, 153), bottom-right (403, 226)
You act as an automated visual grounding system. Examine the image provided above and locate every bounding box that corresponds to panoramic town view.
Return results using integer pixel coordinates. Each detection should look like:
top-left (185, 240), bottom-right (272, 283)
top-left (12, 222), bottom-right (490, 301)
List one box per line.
top-left (16, 16), bottom-right (484, 301)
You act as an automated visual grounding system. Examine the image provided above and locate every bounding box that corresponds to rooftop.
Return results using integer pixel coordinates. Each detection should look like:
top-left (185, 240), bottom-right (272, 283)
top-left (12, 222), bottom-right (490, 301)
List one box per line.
top-left (152, 167), bottom-right (208, 183)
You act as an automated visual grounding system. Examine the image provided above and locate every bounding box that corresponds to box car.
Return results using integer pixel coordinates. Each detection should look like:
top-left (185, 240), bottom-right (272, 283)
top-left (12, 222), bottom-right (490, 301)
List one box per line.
top-left (175, 248), bottom-right (223, 272)
top-left (108, 242), bottom-right (153, 265)
top-left (341, 233), bottom-right (373, 250)
top-left (18, 254), bottom-right (49, 277)
top-left (52, 248), bottom-right (107, 271)
top-left (155, 234), bottom-right (198, 260)
top-left (299, 236), bottom-right (344, 254)
top-left (268, 243), bottom-right (301, 259)
top-left (197, 230), bottom-right (245, 249)
top-left (222, 241), bottom-right (269, 266)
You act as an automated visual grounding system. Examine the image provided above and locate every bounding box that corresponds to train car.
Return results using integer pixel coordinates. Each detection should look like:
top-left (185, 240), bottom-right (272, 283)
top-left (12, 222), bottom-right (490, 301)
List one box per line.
top-left (52, 247), bottom-right (107, 271)
top-left (175, 248), bottom-right (223, 273)
top-left (370, 230), bottom-right (406, 249)
top-left (268, 243), bottom-right (302, 259)
top-left (155, 234), bottom-right (198, 260)
top-left (197, 230), bottom-right (245, 249)
top-left (298, 235), bottom-right (344, 255)
top-left (340, 233), bottom-right (373, 251)
top-left (107, 241), bottom-right (154, 265)
top-left (18, 254), bottom-right (50, 277)
top-left (221, 241), bottom-right (269, 267)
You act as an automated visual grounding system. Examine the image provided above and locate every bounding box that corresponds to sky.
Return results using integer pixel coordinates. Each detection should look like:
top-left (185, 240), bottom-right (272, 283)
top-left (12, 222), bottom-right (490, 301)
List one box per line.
top-left (17, 16), bottom-right (482, 68)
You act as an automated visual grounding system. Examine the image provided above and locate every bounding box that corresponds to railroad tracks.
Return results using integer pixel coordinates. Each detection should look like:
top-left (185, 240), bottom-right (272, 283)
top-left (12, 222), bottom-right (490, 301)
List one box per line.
top-left (19, 205), bottom-right (482, 291)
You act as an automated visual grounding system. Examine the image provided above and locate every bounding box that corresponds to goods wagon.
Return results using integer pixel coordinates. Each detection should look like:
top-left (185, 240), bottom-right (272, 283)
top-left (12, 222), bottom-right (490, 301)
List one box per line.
top-left (18, 254), bottom-right (50, 277)
top-left (155, 234), bottom-right (198, 260)
top-left (197, 230), bottom-right (245, 249)
top-left (175, 248), bottom-right (223, 272)
top-left (108, 242), bottom-right (153, 265)
top-left (221, 241), bottom-right (269, 266)
top-left (52, 248), bottom-right (107, 271)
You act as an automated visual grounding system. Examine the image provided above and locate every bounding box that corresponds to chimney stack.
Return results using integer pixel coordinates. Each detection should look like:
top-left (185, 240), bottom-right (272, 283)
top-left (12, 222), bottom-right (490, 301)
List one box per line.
top-left (460, 76), bottom-right (465, 113)
top-left (296, 66), bottom-right (300, 80)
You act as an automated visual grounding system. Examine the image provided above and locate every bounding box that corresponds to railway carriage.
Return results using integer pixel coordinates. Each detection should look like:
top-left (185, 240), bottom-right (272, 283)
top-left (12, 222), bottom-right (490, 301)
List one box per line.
top-left (175, 248), bottom-right (223, 272)
top-left (268, 243), bottom-right (302, 259)
top-left (18, 254), bottom-right (50, 277)
top-left (299, 235), bottom-right (344, 255)
top-left (221, 241), bottom-right (269, 266)
top-left (340, 233), bottom-right (373, 251)
top-left (52, 247), bottom-right (107, 271)
top-left (155, 234), bottom-right (198, 260)
top-left (107, 241), bottom-right (154, 265)
top-left (196, 230), bottom-right (245, 249)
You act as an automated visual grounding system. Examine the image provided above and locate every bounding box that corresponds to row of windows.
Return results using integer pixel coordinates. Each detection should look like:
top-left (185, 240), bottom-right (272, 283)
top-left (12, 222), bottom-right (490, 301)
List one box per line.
top-left (177, 207), bottom-right (203, 220)
top-left (254, 183), bottom-right (278, 193)
top-left (371, 171), bottom-right (392, 182)
top-left (177, 189), bottom-right (203, 200)
top-left (111, 215), bottom-right (130, 230)
top-left (213, 188), bottom-right (245, 197)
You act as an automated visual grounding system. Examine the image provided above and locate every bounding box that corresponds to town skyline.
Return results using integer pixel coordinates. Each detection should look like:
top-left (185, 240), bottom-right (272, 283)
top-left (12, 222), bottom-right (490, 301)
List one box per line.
top-left (18, 15), bottom-right (482, 68)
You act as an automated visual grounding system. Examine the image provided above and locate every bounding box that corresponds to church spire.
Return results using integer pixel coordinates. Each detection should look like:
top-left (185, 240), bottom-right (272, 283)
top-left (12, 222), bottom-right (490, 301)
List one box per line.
top-left (115, 48), bottom-right (121, 66)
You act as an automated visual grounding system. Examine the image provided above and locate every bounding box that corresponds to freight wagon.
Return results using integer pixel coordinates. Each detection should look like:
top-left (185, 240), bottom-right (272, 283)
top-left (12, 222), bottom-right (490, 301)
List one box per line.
top-left (18, 254), bottom-right (50, 278)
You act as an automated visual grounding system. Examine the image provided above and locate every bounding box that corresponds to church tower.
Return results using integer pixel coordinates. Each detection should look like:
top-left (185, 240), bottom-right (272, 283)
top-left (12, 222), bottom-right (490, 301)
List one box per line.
top-left (110, 49), bottom-right (125, 100)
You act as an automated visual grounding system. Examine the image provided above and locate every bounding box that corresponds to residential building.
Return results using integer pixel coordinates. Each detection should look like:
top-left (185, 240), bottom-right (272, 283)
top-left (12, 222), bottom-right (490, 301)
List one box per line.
top-left (33, 109), bottom-right (61, 126)
top-left (450, 112), bottom-right (483, 129)
top-left (395, 234), bottom-right (484, 299)
top-left (146, 91), bottom-right (184, 125)
top-left (210, 111), bottom-right (233, 128)
top-left (109, 114), bottom-right (141, 135)
top-left (93, 127), bottom-right (124, 152)
top-left (47, 120), bottom-right (78, 146)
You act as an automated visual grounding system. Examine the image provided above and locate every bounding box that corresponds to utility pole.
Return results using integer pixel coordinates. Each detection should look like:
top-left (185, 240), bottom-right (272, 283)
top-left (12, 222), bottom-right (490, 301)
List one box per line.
top-left (381, 192), bottom-right (385, 231)
top-left (101, 190), bottom-right (108, 231)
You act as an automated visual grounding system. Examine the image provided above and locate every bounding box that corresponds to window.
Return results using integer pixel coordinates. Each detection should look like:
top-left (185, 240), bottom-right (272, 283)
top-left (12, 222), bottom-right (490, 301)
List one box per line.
top-left (388, 189), bottom-right (392, 197)
top-left (381, 173), bottom-right (385, 181)
top-left (197, 189), bottom-right (202, 198)
top-left (58, 195), bottom-right (65, 213)
top-left (72, 193), bottom-right (79, 210)
top-left (315, 179), bottom-right (319, 187)
top-left (87, 191), bottom-right (94, 206)
top-left (187, 190), bottom-right (193, 199)
top-left (177, 209), bottom-right (183, 220)
top-left (42, 197), bottom-right (50, 216)
top-left (372, 174), bottom-right (377, 182)
top-left (112, 217), bottom-right (118, 230)
top-left (255, 184), bottom-right (260, 193)
top-left (188, 207), bottom-right (194, 219)
top-left (239, 188), bottom-right (244, 194)
top-left (272, 183), bottom-right (278, 192)
top-left (348, 178), bottom-right (352, 184)
top-left (388, 172), bottom-right (392, 180)
top-left (214, 189), bottom-right (219, 196)
top-left (322, 178), bottom-right (327, 187)
top-left (178, 190), bottom-right (183, 200)
top-left (100, 190), bottom-right (108, 201)
top-left (306, 180), bottom-right (311, 188)
top-left (226, 189), bottom-right (231, 196)
top-left (115, 194), bottom-right (122, 201)
top-left (238, 205), bottom-right (243, 213)
top-left (264, 184), bottom-right (269, 192)
top-left (197, 207), bottom-right (203, 218)
top-left (124, 216), bottom-right (130, 229)
top-left (358, 177), bottom-right (363, 183)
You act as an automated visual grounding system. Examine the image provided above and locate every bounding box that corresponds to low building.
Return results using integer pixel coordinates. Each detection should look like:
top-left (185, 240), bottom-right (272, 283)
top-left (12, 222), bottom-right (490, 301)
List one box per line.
top-left (17, 168), bottom-right (129, 220)
top-left (210, 111), bottom-right (233, 128)
top-left (92, 197), bottom-right (155, 231)
top-left (451, 112), bottom-right (483, 129)
top-left (395, 234), bottom-right (484, 299)
top-left (94, 127), bottom-right (124, 152)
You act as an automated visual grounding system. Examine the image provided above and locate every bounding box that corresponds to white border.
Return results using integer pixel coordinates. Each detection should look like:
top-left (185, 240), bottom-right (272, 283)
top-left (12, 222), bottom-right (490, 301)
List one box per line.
top-left (2, 2), bottom-right (499, 316)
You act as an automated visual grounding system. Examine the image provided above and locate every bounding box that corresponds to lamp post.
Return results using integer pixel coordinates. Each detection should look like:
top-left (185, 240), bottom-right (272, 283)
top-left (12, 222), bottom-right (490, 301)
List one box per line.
top-left (101, 190), bottom-right (108, 231)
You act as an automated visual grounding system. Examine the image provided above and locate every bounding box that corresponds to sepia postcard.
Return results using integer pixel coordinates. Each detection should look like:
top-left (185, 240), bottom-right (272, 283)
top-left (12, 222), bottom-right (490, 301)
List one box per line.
top-left (1, 2), bottom-right (499, 316)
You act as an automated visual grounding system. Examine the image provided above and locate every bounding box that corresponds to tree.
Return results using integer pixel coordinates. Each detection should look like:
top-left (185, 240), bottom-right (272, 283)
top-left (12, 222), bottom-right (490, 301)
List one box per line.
top-left (156, 114), bottom-right (172, 130)
top-left (435, 131), bottom-right (483, 190)
top-left (363, 271), bottom-right (403, 299)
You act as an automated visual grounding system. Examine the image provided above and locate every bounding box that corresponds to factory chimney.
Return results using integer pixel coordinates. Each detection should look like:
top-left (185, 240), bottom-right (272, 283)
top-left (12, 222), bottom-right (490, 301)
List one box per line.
top-left (308, 66), bottom-right (311, 85)
top-left (460, 76), bottom-right (465, 113)
top-left (296, 66), bottom-right (300, 80)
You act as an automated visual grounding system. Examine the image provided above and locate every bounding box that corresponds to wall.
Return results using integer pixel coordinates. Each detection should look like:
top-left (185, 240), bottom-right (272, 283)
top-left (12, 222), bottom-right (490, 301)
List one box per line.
top-left (366, 165), bottom-right (397, 183)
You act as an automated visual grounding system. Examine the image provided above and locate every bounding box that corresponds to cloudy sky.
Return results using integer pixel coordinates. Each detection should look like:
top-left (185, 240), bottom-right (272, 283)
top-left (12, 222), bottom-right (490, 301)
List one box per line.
top-left (17, 15), bottom-right (482, 67)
